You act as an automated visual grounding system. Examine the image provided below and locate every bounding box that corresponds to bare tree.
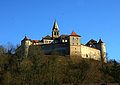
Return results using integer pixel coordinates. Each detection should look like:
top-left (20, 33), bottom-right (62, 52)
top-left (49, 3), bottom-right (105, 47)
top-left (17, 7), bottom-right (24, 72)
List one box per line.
top-left (0, 45), bottom-right (5, 54)
top-left (5, 42), bottom-right (15, 54)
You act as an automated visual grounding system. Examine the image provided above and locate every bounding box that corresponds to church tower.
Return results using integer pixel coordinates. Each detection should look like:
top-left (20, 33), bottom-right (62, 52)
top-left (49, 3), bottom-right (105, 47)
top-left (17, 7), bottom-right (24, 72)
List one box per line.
top-left (52, 20), bottom-right (60, 39)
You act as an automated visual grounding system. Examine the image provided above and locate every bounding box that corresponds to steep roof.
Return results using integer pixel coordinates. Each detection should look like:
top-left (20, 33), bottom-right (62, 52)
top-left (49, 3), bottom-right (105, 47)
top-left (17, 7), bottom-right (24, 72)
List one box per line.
top-left (52, 20), bottom-right (59, 30)
top-left (85, 39), bottom-right (97, 48)
top-left (86, 39), bottom-right (97, 45)
top-left (98, 39), bottom-right (103, 43)
top-left (24, 36), bottom-right (29, 40)
top-left (43, 35), bottom-right (52, 40)
top-left (60, 35), bottom-right (69, 39)
top-left (22, 36), bottom-right (31, 41)
top-left (70, 31), bottom-right (80, 37)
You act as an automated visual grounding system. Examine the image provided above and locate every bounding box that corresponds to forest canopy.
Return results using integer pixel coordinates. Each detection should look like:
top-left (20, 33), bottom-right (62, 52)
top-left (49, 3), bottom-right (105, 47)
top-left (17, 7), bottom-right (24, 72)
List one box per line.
top-left (0, 44), bottom-right (120, 85)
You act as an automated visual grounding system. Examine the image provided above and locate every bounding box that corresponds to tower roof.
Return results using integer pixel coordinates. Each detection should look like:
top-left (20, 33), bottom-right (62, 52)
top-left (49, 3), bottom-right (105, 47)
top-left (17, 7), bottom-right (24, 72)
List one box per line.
top-left (21, 35), bottom-right (31, 42)
top-left (98, 39), bottom-right (103, 43)
top-left (52, 20), bottom-right (59, 30)
top-left (23, 36), bottom-right (29, 40)
top-left (70, 31), bottom-right (80, 37)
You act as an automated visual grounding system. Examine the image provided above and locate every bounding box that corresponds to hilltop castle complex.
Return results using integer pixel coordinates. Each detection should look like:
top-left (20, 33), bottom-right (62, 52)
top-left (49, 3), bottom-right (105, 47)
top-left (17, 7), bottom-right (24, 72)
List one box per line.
top-left (16, 21), bottom-right (107, 62)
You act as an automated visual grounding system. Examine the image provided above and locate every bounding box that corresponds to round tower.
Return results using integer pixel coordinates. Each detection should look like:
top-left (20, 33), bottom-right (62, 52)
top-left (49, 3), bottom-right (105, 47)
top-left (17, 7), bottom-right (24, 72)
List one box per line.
top-left (21, 36), bottom-right (32, 57)
top-left (98, 39), bottom-right (107, 62)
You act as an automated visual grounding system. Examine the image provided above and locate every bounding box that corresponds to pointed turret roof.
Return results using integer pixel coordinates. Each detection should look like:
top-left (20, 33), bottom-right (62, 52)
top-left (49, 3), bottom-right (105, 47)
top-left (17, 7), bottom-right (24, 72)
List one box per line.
top-left (98, 39), bottom-right (103, 43)
top-left (23, 36), bottom-right (29, 40)
top-left (52, 20), bottom-right (59, 30)
top-left (70, 31), bottom-right (80, 37)
top-left (21, 35), bottom-right (31, 42)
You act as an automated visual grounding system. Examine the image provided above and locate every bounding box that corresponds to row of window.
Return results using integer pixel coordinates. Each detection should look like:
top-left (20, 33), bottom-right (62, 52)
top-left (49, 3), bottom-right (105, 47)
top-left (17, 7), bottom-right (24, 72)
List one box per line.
top-left (72, 43), bottom-right (79, 45)
top-left (44, 40), bottom-right (52, 44)
top-left (62, 40), bottom-right (67, 43)
top-left (72, 37), bottom-right (79, 41)
top-left (54, 32), bottom-right (59, 35)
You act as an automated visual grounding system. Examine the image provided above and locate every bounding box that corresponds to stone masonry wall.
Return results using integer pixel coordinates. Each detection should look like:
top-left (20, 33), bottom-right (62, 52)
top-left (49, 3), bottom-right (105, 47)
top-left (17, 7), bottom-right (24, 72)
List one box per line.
top-left (81, 44), bottom-right (101, 61)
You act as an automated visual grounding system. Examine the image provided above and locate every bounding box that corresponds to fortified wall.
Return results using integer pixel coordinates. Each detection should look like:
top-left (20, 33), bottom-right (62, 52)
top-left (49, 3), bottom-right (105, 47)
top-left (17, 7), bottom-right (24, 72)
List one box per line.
top-left (16, 20), bottom-right (107, 62)
top-left (81, 44), bottom-right (101, 60)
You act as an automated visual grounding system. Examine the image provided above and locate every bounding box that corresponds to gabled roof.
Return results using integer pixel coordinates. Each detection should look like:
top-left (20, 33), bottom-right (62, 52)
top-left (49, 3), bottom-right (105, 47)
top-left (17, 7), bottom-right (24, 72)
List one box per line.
top-left (43, 35), bottom-right (52, 40)
top-left (70, 31), bottom-right (80, 37)
top-left (86, 39), bottom-right (97, 47)
top-left (60, 34), bottom-right (69, 39)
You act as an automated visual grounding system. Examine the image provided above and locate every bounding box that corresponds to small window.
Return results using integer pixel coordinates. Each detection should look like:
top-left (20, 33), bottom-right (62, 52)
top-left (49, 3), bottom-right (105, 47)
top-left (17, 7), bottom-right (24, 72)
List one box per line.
top-left (72, 38), bottom-right (74, 42)
top-left (86, 54), bottom-right (88, 58)
top-left (54, 32), bottom-right (56, 35)
top-left (75, 48), bottom-right (76, 50)
top-left (57, 32), bottom-right (59, 35)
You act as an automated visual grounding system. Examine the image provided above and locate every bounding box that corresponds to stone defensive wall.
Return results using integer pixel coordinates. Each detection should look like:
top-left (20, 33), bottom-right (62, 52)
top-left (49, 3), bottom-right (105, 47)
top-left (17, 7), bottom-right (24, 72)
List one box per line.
top-left (28, 43), bottom-right (69, 56)
top-left (81, 44), bottom-right (101, 61)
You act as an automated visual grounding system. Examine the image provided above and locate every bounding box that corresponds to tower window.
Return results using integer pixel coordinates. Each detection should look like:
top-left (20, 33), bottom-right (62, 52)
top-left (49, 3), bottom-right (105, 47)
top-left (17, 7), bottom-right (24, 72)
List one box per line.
top-left (54, 32), bottom-right (56, 35)
top-left (72, 37), bottom-right (74, 42)
top-left (57, 32), bottom-right (59, 35)
top-left (76, 38), bottom-right (78, 40)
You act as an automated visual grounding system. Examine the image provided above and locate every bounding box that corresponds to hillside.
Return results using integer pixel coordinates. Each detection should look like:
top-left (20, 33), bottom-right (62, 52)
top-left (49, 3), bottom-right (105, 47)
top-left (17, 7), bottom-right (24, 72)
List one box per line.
top-left (0, 46), bottom-right (120, 85)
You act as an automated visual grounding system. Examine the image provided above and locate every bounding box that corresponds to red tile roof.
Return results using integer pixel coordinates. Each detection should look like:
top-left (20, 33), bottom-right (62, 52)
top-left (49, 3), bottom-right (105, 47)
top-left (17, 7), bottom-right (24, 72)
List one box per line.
top-left (70, 31), bottom-right (80, 37)
top-left (32, 40), bottom-right (39, 43)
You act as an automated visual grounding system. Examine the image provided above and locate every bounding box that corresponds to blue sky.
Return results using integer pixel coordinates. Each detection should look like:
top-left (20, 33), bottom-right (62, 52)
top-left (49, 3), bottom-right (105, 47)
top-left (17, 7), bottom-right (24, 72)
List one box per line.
top-left (0, 0), bottom-right (120, 60)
